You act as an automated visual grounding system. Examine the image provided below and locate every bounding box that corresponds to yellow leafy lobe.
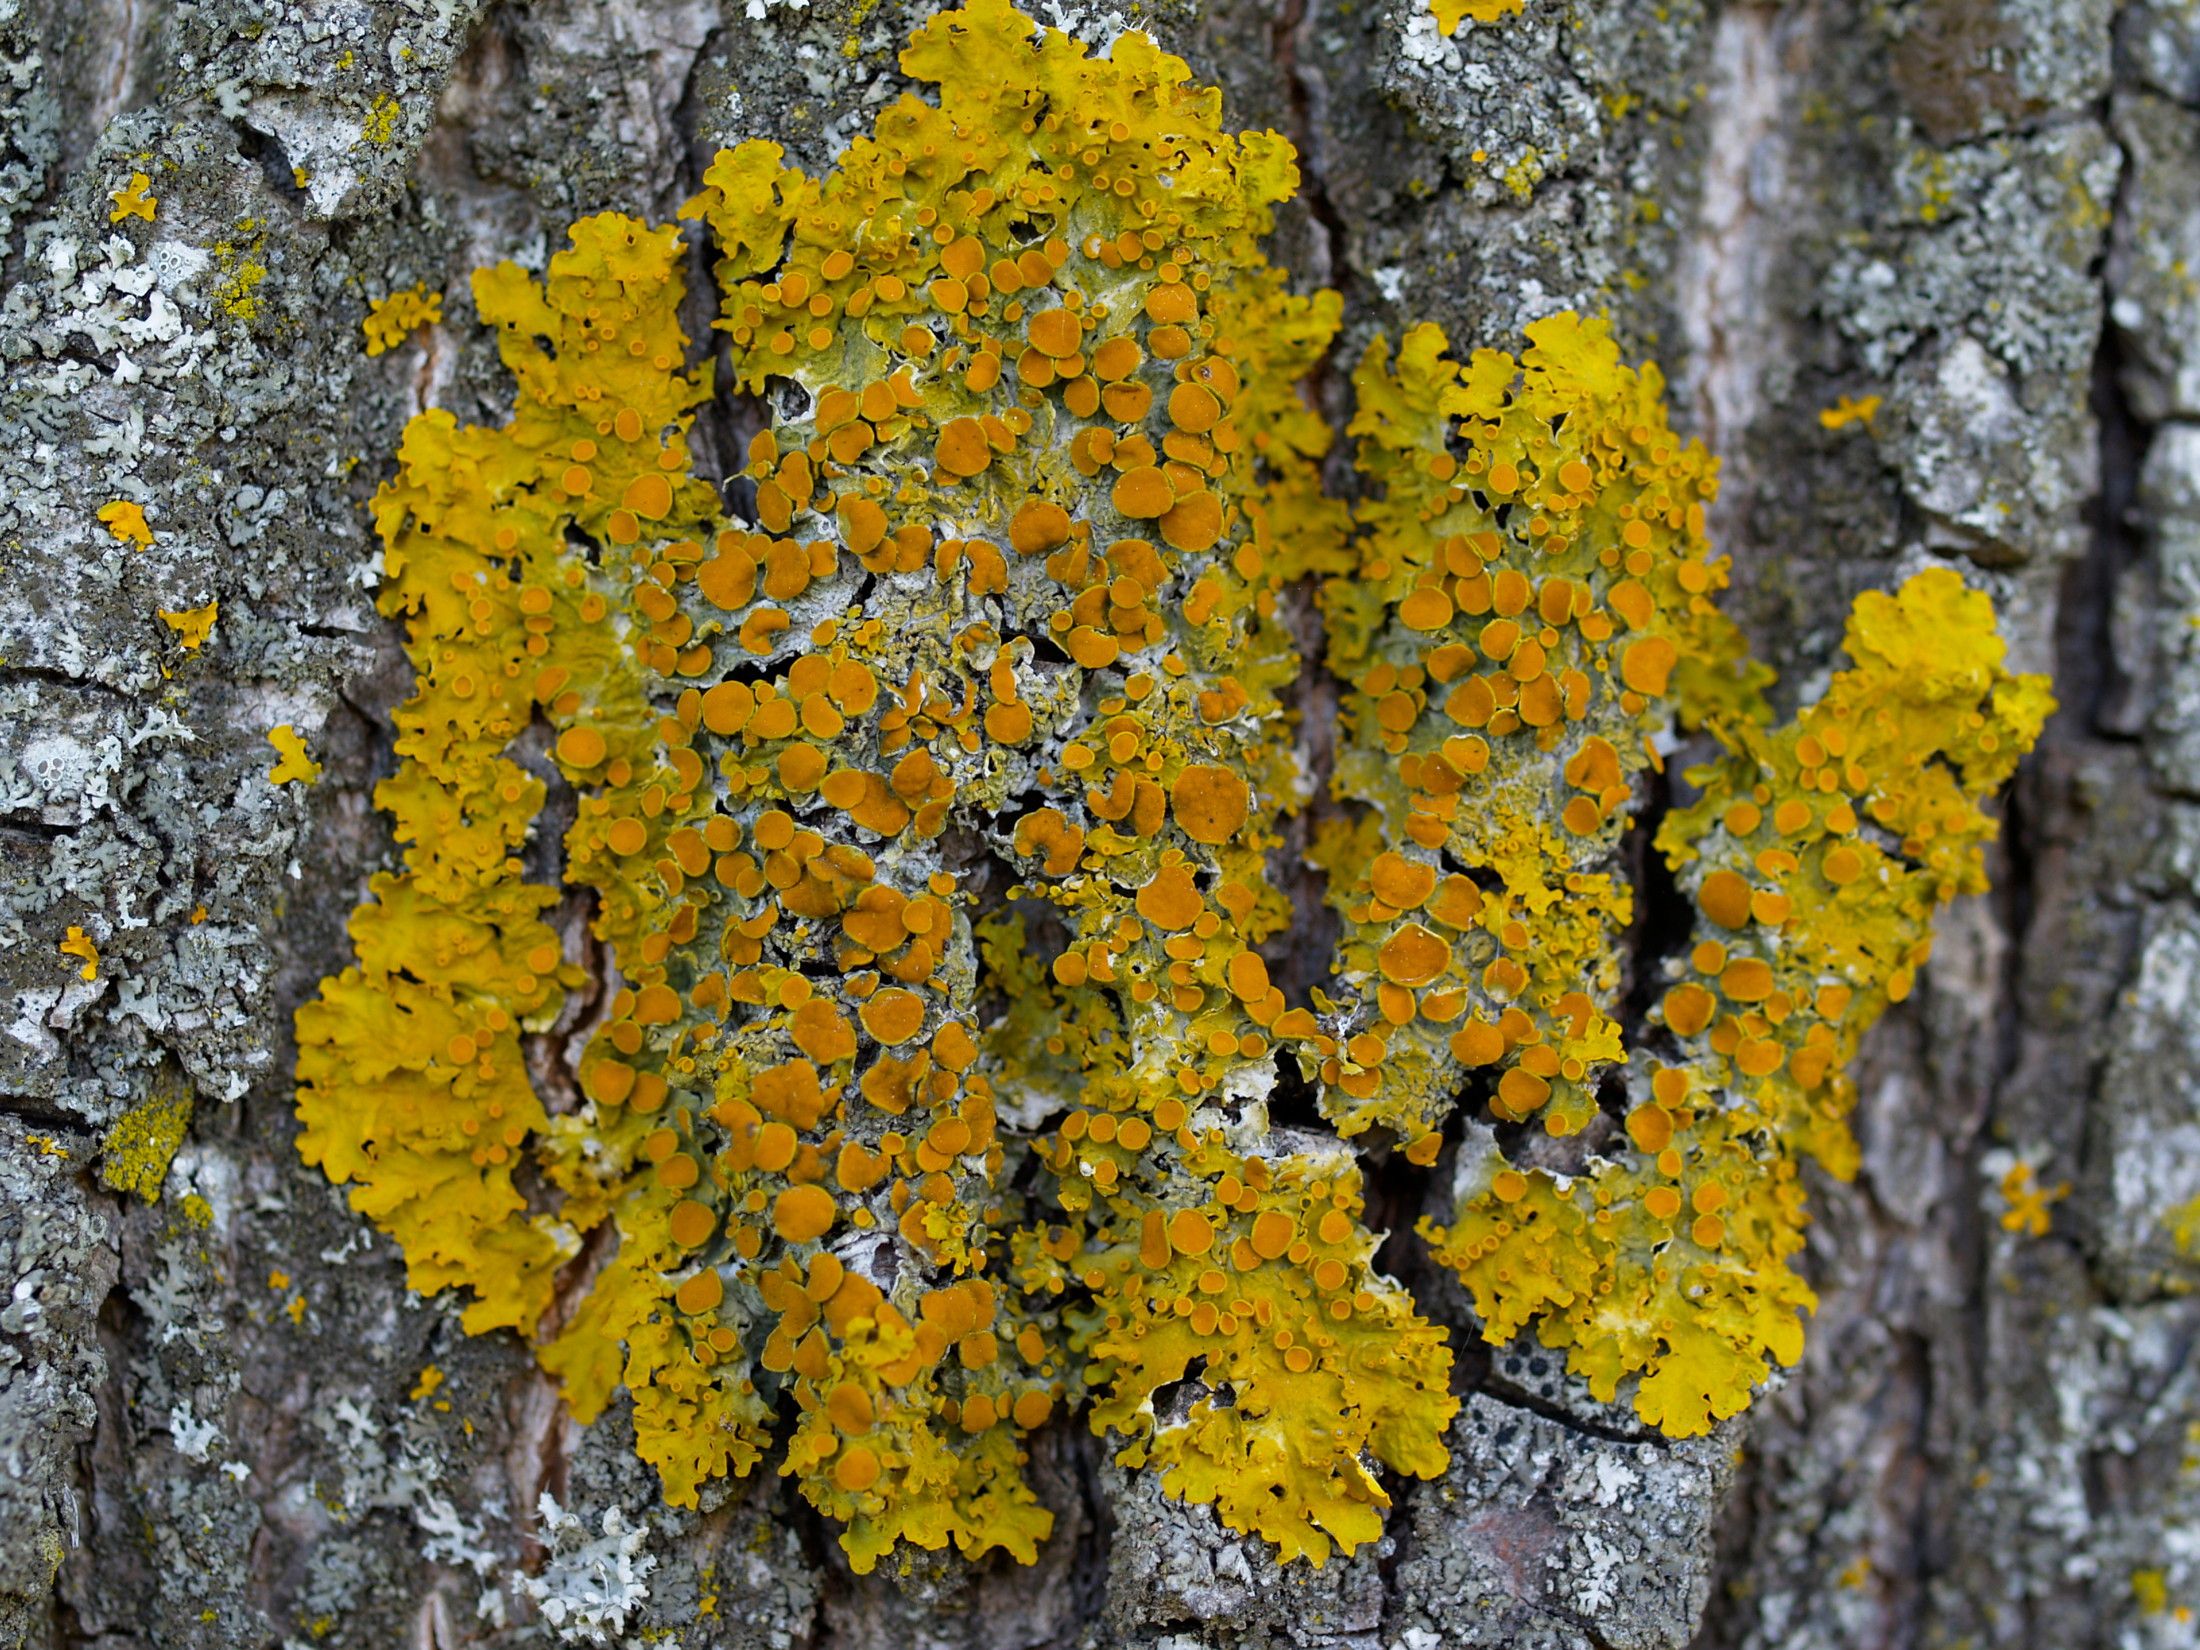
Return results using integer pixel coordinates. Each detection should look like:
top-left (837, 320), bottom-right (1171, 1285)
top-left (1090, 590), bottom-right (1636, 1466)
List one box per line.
top-left (60, 925), bottom-right (100, 981)
top-left (110, 172), bottom-right (156, 223)
top-left (1028, 1135), bottom-right (1454, 1564)
top-left (362, 284), bottom-right (444, 356)
top-left (1819, 393), bottom-right (1881, 431)
top-left (1431, 0), bottom-right (1527, 34)
top-left (160, 600), bottom-right (218, 650)
top-left (99, 500), bottom-right (152, 548)
top-left (267, 725), bottom-right (321, 784)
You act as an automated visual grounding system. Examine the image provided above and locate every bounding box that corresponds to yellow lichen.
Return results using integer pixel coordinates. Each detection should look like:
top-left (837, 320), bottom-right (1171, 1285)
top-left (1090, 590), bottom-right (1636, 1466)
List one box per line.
top-left (160, 600), bottom-right (218, 650)
top-left (110, 172), bottom-right (157, 223)
top-left (2170, 1194), bottom-right (2200, 1258)
top-left (99, 500), bottom-right (153, 548)
top-left (359, 93), bottom-right (401, 146)
top-left (677, 2), bottom-right (1451, 1564)
top-left (1316, 314), bottom-right (1765, 1155)
top-left (214, 227), bottom-right (270, 322)
top-left (2133, 1569), bottom-right (2170, 1616)
top-left (59, 925), bottom-right (99, 981)
top-left (1431, 0), bottom-right (1526, 35)
top-left (294, 0), bottom-right (2048, 1573)
top-left (363, 285), bottom-right (444, 356)
top-left (1998, 1160), bottom-right (2067, 1237)
top-left (100, 1079), bottom-right (192, 1203)
top-left (1325, 317), bottom-right (2046, 1439)
top-left (1819, 394), bottom-right (1882, 431)
top-left (267, 725), bottom-right (322, 785)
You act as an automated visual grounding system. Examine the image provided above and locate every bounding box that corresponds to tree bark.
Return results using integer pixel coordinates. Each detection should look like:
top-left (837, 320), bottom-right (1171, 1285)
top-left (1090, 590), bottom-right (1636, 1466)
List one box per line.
top-left (2, 0), bottom-right (2193, 1647)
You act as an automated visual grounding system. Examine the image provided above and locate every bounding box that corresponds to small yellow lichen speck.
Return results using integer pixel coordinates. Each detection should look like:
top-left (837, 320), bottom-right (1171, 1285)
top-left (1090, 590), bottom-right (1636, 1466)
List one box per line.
top-left (1998, 1161), bottom-right (2068, 1237)
top-left (294, 0), bottom-right (2047, 1575)
top-left (100, 1081), bottom-right (193, 1203)
top-left (411, 1365), bottom-right (446, 1402)
top-left (267, 726), bottom-right (322, 785)
top-left (359, 93), bottom-right (401, 146)
top-left (110, 172), bottom-right (157, 223)
top-left (214, 230), bottom-right (270, 322)
top-left (2133, 1569), bottom-right (2169, 1616)
top-left (99, 500), bottom-right (153, 548)
top-left (1431, 0), bottom-right (1526, 34)
top-left (1819, 394), bottom-right (1882, 431)
top-left (160, 600), bottom-right (218, 650)
top-left (362, 285), bottom-right (443, 356)
top-left (2169, 1194), bottom-right (2200, 1258)
top-left (60, 926), bottom-right (99, 981)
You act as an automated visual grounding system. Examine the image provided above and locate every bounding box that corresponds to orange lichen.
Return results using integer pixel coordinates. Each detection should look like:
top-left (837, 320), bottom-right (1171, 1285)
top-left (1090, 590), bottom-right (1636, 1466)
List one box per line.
top-left (680, 0), bottom-right (1443, 1564)
top-left (1404, 541), bottom-right (2049, 1431)
top-left (299, 0), bottom-right (1438, 1576)
top-left (99, 500), bottom-right (152, 548)
top-left (1317, 314), bottom-right (1765, 1151)
top-left (362, 284), bottom-right (445, 356)
top-left (1323, 317), bottom-right (2044, 1438)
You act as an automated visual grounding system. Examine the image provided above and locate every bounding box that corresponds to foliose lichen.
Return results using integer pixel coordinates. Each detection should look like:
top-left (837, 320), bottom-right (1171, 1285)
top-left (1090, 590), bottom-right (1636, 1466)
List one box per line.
top-left (362, 284), bottom-right (443, 357)
top-left (295, 0), bottom-right (2048, 1578)
top-left (1429, 0), bottom-right (1526, 37)
top-left (1316, 317), bottom-right (2050, 1435)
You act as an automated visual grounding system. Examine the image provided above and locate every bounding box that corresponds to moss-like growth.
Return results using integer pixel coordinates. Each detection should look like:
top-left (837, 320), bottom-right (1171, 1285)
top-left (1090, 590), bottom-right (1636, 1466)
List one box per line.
top-left (101, 1080), bottom-right (192, 1202)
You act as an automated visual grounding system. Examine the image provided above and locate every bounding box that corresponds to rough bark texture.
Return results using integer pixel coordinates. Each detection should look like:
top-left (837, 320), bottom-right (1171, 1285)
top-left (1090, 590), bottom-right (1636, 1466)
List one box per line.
top-left (3, 0), bottom-right (2195, 1646)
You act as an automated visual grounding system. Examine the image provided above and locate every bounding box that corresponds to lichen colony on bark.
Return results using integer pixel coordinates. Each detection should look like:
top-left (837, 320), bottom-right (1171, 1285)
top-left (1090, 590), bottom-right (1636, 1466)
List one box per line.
top-left (293, 0), bottom-right (2043, 1579)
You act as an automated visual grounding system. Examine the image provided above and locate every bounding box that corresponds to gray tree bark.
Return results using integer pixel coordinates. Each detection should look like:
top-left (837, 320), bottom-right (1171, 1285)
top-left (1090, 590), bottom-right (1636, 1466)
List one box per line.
top-left (2, 0), bottom-right (2194, 1647)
